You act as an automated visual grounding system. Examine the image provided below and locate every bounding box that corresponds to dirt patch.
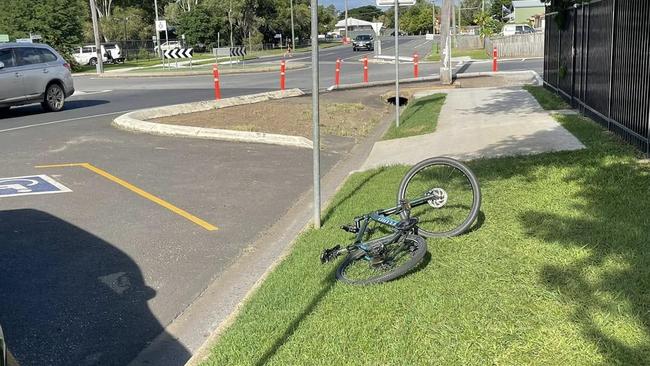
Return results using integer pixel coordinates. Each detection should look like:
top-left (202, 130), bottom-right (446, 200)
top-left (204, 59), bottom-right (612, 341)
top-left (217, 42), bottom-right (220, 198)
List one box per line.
top-left (152, 89), bottom-right (392, 139)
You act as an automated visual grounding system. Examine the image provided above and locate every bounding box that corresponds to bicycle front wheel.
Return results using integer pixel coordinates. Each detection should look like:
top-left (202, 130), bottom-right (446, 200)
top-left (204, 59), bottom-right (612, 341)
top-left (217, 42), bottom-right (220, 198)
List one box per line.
top-left (398, 157), bottom-right (481, 238)
top-left (336, 235), bottom-right (427, 285)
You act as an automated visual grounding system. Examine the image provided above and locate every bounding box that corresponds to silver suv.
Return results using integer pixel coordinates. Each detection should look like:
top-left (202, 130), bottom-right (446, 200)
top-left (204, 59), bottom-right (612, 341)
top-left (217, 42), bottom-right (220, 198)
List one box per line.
top-left (0, 43), bottom-right (75, 113)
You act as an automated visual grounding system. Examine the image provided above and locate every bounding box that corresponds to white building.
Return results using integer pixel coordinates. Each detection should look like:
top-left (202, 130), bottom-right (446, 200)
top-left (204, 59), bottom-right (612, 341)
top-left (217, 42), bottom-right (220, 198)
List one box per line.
top-left (334, 18), bottom-right (383, 36)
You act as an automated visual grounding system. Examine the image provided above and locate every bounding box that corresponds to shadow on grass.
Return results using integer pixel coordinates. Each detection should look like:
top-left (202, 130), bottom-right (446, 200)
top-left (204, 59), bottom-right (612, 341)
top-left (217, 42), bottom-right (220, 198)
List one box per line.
top-left (507, 119), bottom-right (650, 363)
top-left (254, 266), bottom-right (339, 366)
top-left (321, 167), bottom-right (389, 226)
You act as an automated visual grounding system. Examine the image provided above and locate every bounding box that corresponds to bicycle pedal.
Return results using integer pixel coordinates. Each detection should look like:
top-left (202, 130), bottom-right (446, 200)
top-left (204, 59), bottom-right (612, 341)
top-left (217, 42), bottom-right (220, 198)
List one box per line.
top-left (320, 245), bottom-right (341, 263)
top-left (340, 225), bottom-right (359, 234)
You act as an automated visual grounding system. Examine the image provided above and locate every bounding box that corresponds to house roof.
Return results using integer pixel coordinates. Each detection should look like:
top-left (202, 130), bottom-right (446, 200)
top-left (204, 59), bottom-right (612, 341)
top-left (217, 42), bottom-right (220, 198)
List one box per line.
top-left (512, 0), bottom-right (546, 8)
top-left (335, 17), bottom-right (375, 28)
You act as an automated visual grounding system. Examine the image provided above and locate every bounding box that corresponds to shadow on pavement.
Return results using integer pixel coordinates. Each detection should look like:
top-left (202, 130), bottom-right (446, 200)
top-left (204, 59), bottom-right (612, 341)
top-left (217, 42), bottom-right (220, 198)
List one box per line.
top-left (0, 100), bottom-right (109, 119)
top-left (0, 209), bottom-right (190, 365)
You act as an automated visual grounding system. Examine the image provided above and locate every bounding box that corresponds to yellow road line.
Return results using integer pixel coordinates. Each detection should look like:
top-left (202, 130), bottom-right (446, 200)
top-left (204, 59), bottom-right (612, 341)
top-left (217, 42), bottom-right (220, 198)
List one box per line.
top-left (36, 162), bottom-right (218, 231)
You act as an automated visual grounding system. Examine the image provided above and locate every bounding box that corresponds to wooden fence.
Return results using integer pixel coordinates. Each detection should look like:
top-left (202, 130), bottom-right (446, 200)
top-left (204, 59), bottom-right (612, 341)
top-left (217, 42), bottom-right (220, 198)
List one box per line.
top-left (486, 33), bottom-right (545, 58)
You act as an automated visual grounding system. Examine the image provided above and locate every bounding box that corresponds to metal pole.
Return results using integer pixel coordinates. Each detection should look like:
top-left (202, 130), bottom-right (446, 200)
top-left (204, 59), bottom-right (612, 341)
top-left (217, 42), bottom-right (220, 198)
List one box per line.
top-left (290, 0), bottom-right (296, 49)
top-left (345, 0), bottom-right (349, 42)
top-left (154, 0), bottom-right (160, 57)
top-left (440, 0), bottom-right (452, 84)
top-left (89, 0), bottom-right (103, 74)
top-left (432, 0), bottom-right (436, 35)
top-left (311, 0), bottom-right (321, 228)
top-left (395, 0), bottom-right (400, 127)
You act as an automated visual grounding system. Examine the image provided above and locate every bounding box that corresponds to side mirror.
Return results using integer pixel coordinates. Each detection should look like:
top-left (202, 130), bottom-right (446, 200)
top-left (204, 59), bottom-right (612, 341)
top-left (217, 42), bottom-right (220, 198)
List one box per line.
top-left (0, 61), bottom-right (4, 69)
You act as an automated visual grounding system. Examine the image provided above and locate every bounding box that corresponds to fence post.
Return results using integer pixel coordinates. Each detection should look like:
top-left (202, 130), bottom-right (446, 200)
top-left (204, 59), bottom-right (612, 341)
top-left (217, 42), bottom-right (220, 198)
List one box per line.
top-left (607, 0), bottom-right (618, 131)
top-left (212, 64), bottom-right (221, 100)
top-left (571, 5), bottom-right (577, 104)
top-left (280, 59), bottom-right (286, 90)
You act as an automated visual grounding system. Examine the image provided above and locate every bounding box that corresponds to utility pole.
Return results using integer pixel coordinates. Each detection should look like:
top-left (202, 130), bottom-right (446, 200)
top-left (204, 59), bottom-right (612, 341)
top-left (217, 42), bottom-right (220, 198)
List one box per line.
top-left (451, 1), bottom-right (457, 46)
top-left (89, 0), bottom-right (103, 74)
top-left (290, 0), bottom-right (296, 48)
top-left (440, 0), bottom-right (452, 84)
top-left (344, 0), bottom-right (349, 42)
top-left (394, 0), bottom-right (400, 127)
top-left (310, 0), bottom-right (321, 228)
top-left (432, 0), bottom-right (436, 34)
top-left (154, 0), bottom-right (159, 56)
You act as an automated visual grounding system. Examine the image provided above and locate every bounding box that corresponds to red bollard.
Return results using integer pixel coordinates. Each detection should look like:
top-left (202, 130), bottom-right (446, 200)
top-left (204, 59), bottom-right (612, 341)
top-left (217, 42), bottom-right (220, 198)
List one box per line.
top-left (212, 64), bottom-right (221, 100)
top-left (413, 53), bottom-right (419, 78)
top-left (492, 47), bottom-right (498, 72)
top-left (363, 56), bottom-right (369, 83)
top-left (280, 59), bottom-right (286, 91)
top-left (335, 58), bottom-right (341, 86)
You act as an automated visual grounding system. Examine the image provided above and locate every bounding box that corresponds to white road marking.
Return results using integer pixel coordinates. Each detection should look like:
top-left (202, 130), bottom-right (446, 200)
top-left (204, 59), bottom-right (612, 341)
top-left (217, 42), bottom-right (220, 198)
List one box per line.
top-left (71, 89), bottom-right (112, 97)
top-left (0, 110), bottom-right (132, 134)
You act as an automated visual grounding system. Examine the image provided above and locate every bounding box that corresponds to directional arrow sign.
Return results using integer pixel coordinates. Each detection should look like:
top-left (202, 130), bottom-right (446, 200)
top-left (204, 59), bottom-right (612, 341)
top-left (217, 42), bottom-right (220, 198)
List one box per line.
top-left (164, 48), bottom-right (193, 59)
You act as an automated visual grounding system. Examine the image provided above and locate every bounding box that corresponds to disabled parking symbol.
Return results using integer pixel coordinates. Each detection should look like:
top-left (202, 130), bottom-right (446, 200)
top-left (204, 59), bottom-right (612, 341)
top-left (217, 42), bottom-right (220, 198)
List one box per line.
top-left (0, 175), bottom-right (72, 198)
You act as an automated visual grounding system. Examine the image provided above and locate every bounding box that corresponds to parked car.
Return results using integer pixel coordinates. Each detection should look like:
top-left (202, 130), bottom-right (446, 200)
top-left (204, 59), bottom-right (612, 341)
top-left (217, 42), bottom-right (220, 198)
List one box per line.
top-left (0, 43), bottom-right (75, 113)
top-left (154, 41), bottom-right (181, 53)
top-left (352, 34), bottom-right (374, 51)
top-left (502, 24), bottom-right (536, 36)
top-left (72, 43), bottom-right (124, 66)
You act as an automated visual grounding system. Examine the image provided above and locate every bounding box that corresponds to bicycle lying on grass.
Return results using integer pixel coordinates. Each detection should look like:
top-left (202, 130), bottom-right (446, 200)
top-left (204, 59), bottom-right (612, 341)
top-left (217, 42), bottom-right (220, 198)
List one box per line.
top-left (321, 157), bottom-right (481, 285)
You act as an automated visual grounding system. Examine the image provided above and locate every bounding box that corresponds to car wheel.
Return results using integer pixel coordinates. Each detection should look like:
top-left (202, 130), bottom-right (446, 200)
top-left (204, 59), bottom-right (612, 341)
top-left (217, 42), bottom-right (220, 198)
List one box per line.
top-left (42, 83), bottom-right (66, 112)
top-left (89, 57), bottom-right (97, 66)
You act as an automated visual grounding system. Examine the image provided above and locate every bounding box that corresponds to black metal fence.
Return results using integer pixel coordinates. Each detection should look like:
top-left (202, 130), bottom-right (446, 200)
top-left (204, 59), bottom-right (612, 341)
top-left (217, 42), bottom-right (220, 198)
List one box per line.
top-left (544, 0), bottom-right (650, 153)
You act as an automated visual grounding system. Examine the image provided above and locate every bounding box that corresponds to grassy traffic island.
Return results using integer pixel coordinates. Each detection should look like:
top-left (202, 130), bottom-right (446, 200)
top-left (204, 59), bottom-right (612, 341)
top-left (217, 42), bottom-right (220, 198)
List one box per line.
top-left (383, 93), bottom-right (446, 140)
top-left (427, 48), bottom-right (490, 62)
top-left (198, 86), bottom-right (650, 364)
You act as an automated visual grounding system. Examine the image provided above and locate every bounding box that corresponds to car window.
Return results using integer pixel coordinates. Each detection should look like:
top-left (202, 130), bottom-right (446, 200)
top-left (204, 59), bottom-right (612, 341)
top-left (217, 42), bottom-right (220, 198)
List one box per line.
top-left (15, 47), bottom-right (43, 66)
top-left (82, 46), bottom-right (93, 53)
top-left (516, 26), bottom-right (523, 31)
top-left (38, 49), bottom-right (58, 63)
top-left (0, 48), bottom-right (16, 68)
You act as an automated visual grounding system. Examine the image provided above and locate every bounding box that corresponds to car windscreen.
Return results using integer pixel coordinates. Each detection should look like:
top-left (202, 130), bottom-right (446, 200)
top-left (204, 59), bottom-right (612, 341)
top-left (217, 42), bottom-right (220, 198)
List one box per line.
top-left (356, 35), bottom-right (371, 41)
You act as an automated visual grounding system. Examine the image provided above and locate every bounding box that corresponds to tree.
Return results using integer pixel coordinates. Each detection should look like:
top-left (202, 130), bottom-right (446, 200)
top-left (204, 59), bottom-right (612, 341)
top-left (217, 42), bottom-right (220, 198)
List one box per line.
top-left (0, 0), bottom-right (85, 55)
top-left (474, 11), bottom-right (500, 38)
top-left (459, 0), bottom-right (481, 26)
top-left (489, 0), bottom-right (512, 23)
top-left (318, 5), bottom-right (337, 34)
top-left (100, 6), bottom-right (153, 42)
top-left (343, 6), bottom-right (384, 22)
top-left (175, 5), bottom-right (222, 46)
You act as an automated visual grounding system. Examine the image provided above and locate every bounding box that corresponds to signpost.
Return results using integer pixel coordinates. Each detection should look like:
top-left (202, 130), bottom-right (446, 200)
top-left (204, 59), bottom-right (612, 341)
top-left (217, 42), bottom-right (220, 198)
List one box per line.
top-left (156, 20), bottom-right (168, 67)
top-left (376, 0), bottom-right (416, 128)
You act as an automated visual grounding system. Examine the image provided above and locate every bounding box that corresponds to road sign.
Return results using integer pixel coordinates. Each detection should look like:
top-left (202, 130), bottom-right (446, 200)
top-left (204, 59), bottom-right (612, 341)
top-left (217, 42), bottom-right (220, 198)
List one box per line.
top-left (164, 48), bottom-right (193, 59)
top-left (0, 175), bottom-right (71, 198)
top-left (230, 47), bottom-right (246, 57)
top-left (376, 0), bottom-right (416, 6)
top-left (213, 47), bottom-right (231, 57)
top-left (155, 20), bottom-right (167, 32)
top-left (0, 34), bottom-right (9, 43)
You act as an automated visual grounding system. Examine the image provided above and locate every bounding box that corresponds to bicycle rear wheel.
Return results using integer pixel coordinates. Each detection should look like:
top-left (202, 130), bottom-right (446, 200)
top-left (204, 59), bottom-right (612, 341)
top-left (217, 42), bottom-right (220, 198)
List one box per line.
top-left (336, 234), bottom-right (427, 285)
top-left (398, 157), bottom-right (481, 238)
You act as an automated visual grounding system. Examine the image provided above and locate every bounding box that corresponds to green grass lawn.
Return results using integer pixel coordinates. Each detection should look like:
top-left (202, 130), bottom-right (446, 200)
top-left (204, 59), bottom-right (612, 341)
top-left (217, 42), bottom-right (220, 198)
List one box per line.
top-left (383, 93), bottom-right (446, 140)
top-left (202, 112), bottom-right (650, 365)
top-left (427, 48), bottom-right (490, 62)
top-left (524, 85), bottom-right (571, 110)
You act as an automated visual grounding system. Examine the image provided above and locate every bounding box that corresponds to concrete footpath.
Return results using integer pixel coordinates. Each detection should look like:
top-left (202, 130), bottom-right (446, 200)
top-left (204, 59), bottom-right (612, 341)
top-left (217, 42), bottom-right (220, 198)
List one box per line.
top-left (362, 86), bottom-right (585, 170)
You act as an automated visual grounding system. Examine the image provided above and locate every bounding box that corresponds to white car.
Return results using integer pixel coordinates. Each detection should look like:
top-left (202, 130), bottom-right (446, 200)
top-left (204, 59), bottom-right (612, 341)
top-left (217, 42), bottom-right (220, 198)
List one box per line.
top-left (154, 41), bottom-right (181, 53)
top-left (502, 24), bottom-right (536, 36)
top-left (72, 44), bottom-right (123, 66)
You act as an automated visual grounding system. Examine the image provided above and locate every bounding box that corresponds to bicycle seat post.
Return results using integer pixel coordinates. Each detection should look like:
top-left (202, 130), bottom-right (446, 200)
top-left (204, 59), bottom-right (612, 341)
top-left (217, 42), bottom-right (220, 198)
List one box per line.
top-left (399, 199), bottom-right (411, 220)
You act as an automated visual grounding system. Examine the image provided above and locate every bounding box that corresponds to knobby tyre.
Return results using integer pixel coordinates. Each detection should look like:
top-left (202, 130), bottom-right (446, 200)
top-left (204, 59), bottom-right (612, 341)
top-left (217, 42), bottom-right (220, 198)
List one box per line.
top-left (398, 157), bottom-right (481, 238)
top-left (336, 234), bottom-right (427, 285)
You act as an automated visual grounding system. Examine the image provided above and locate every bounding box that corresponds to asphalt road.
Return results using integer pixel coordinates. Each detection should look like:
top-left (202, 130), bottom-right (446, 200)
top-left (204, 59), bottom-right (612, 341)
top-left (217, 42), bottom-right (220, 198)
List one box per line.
top-left (0, 36), bottom-right (543, 366)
